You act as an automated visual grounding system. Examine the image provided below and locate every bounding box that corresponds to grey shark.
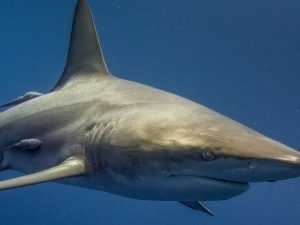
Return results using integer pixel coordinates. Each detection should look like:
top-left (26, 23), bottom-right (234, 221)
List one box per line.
top-left (0, 0), bottom-right (300, 216)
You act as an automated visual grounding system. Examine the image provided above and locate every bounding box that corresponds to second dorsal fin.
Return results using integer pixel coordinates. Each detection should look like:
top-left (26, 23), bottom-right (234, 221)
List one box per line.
top-left (52, 0), bottom-right (110, 92)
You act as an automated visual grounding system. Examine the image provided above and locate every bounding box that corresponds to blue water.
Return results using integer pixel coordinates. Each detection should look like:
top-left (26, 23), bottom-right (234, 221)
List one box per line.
top-left (0, 1), bottom-right (300, 224)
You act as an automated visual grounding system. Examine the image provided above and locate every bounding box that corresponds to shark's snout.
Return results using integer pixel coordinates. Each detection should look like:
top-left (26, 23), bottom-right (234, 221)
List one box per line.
top-left (245, 156), bottom-right (300, 182)
top-left (236, 136), bottom-right (300, 182)
top-left (195, 129), bottom-right (300, 183)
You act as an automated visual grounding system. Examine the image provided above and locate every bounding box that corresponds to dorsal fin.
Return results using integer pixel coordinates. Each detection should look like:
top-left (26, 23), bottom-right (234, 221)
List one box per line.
top-left (52, 0), bottom-right (110, 92)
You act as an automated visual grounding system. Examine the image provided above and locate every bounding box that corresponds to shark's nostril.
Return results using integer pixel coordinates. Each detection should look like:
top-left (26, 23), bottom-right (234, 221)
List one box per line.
top-left (248, 161), bottom-right (254, 173)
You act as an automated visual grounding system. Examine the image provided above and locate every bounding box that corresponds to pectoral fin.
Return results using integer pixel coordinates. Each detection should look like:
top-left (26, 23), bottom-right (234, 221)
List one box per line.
top-left (179, 201), bottom-right (214, 216)
top-left (0, 156), bottom-right (86, 190)
top-left (0, 92), bottom-right (44, 108)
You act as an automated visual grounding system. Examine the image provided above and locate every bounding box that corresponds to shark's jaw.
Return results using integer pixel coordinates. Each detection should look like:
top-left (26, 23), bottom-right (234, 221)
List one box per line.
top-left (166, 175), bottom-right (250, 201)
top-left (107, 174), bottom-right (250, 201)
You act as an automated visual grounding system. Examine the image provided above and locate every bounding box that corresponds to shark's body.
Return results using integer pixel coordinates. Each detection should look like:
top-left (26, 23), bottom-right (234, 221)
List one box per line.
top-left (0, 0), bottom-right (300, 216)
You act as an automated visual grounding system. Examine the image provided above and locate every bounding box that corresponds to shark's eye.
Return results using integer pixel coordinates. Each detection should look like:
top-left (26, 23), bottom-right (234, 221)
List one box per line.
top-left (202, 150), bottom-right (215, 161)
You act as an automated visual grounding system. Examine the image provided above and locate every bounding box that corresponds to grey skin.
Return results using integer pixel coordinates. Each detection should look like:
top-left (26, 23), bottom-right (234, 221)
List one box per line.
top-left (0, 0), bottom-right (300, 216)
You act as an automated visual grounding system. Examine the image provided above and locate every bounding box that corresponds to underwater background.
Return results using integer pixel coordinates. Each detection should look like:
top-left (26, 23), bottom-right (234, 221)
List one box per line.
top-left (0, 0), bottom-right (300, 224)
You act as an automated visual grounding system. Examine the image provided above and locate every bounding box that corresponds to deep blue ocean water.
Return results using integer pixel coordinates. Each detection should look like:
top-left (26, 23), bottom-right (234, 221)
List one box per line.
top-left (0, 1), bottom-right (300, 224)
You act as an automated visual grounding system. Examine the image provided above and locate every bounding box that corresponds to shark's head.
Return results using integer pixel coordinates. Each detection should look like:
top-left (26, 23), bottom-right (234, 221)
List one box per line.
top-left (94, 102), bottom-right (300, 201)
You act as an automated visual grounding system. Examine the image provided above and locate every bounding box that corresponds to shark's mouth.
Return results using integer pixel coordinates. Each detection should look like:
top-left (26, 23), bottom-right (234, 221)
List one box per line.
top-left (210, 177), bottom-right (248, 185)
top-left (169, 174), bottom-right (250, 191)
top-left (169, 174), bottom-right (248, 186)
top-left (161, 175), bottom-right (250, 201)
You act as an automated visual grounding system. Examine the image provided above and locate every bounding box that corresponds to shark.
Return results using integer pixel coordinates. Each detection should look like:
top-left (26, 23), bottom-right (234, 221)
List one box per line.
top-left (0, 0), bottom-right (299, 216)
